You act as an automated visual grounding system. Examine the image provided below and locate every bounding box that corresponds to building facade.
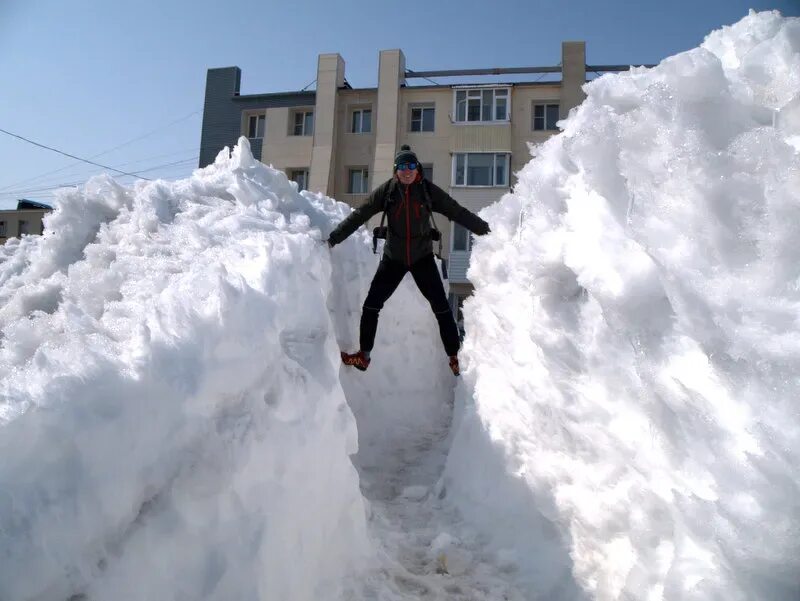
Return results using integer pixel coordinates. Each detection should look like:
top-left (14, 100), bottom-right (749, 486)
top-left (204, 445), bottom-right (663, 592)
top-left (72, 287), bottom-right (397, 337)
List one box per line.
top-left (0, 200), bottom-right (52, 244)
top-left (199, 43), bottom-right (643, 315)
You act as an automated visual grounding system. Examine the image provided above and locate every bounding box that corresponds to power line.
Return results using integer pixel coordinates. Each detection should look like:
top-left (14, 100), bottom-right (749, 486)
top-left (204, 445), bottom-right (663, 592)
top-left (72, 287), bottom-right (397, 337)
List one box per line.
top-left (0, 147), bottom-right (200, 193)
top-left (0, 156), bottom-right (198, 198)
top-left (0, 127), bottom-right (152, 181)
top-left (0, 110), bottom-right (200, 193)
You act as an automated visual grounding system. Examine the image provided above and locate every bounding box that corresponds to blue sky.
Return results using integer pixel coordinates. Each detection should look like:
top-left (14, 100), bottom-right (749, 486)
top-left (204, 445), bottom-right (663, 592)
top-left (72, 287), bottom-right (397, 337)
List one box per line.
top-left (1, 0), bottom-right (797, 208)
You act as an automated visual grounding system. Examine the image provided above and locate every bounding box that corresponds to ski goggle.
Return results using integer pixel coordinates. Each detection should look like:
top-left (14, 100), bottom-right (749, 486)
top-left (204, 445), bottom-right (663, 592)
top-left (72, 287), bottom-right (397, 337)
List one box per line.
top-left (395, 162), bottom-right (418, 171)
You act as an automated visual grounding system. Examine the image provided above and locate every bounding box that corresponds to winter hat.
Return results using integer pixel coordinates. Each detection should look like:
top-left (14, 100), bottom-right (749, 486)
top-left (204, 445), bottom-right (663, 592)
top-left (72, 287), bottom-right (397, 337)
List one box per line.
top-left (393, 144), bottom-right (419, 169)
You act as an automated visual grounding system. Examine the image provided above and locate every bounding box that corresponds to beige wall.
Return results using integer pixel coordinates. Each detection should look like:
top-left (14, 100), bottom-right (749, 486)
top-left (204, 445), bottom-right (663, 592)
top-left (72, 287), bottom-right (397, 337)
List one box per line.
top-left (510, 83), bottom-right (562, 177)
top-left (0, 209), bottom-right (49, 244)
top-left (333, 89), bottom-right (377, 199)
top-left (258, 106), bottom-right (314, 171)
top-left (397, 87), bottom-right (453, 191)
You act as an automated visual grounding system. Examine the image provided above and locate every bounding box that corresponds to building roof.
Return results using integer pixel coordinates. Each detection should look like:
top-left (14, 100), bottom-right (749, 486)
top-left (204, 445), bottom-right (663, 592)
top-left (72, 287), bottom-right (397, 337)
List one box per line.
top-left (16, 199), bottom-right (52, 210)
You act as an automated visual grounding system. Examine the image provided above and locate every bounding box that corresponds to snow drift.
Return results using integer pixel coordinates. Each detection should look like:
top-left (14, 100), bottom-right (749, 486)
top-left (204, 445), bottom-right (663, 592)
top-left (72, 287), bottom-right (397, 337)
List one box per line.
top-left (0, 139), bottom-right (450, 601)
top-left (444, 10), bottom-right (800, 601)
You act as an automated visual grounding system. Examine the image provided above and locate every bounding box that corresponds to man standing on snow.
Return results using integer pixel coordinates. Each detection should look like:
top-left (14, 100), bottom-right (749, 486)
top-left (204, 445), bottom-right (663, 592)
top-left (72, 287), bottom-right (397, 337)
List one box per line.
top-left (327, 145), bottom-right (490, 376)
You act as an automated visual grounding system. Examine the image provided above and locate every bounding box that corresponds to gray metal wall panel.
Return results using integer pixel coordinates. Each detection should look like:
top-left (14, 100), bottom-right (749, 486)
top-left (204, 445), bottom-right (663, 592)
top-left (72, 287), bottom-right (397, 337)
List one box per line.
top-left (249, 138), bottom-right (263, 159)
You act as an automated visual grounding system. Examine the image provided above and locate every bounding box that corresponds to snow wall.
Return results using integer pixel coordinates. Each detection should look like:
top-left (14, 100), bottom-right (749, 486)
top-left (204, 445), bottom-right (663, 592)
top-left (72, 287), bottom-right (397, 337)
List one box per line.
top-left (444, 10), bottom-right (800, 601)
top-left (0, 140), bottom-right (450, 601)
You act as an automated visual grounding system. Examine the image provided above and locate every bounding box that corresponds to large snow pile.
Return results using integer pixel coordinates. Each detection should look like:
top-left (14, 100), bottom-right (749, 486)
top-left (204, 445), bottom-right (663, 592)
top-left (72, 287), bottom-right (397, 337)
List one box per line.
top-left (0, 139), bottom-right (449, 601)
top-left (445, 10), bottom-right (800, 601)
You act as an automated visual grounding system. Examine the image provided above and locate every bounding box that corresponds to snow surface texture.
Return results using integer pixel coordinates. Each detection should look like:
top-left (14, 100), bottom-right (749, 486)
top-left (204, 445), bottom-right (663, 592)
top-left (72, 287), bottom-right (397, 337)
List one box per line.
top-left (0, 139), bottom-right (453, 601)
top-left (444, 10), bottom-right (800, 601)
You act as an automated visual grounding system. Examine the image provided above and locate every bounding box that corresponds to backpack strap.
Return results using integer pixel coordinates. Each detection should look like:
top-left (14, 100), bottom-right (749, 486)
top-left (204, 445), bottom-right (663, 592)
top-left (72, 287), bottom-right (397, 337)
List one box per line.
top-left (421, 180), bottom-right (443, 258)
top-left (372, 182), bottom-right (394, 254)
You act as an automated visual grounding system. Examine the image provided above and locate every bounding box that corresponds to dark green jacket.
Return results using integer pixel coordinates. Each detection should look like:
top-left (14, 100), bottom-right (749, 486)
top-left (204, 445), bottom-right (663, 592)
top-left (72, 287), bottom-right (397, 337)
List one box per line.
top-left (328, 177), bottom-right (490, 266)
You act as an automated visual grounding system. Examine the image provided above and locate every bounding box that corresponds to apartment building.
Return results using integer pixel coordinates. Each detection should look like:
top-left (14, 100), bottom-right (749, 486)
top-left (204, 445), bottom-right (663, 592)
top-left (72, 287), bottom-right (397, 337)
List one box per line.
top-left (0, 199), bottom-right (52, 244)
top-left (199, 43), bottom-right (645, 315)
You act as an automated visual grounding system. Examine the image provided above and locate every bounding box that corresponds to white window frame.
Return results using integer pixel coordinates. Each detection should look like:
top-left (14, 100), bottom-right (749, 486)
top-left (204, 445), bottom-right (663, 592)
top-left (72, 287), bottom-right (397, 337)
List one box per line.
top-left (410, 105), bottom-right (435, 132)
top-left (532, 103), bottom-right (560, 131)
top-left (451, 152), bottom-right (510, 187)
top-left (348, 167), bottom-right (369, 194)
top-left (289, 168), bottom-right (309, 192)
top-left (350, 108), bottom-right (372, 134)
top-left (453, 87), bottom-right (510, 124)
top-left (247, 113), bottom-right (266, 139)
top-left (291, 110), bottom-right (314, 136)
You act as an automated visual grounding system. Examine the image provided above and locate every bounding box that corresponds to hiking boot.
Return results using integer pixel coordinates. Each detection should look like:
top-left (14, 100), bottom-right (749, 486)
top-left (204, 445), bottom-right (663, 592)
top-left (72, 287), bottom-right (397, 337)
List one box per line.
top-left (341, 350), bottom-right (370, 371)
top-left (448, 355), bottom-right (460, 376)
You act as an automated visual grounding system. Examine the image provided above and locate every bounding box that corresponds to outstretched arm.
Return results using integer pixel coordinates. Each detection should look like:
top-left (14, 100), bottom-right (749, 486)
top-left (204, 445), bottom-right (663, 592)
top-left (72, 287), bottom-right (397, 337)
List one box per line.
top-left (327, 183), bottom-right (387, 246)
top-left (428, 182), bottom-right (490, 235)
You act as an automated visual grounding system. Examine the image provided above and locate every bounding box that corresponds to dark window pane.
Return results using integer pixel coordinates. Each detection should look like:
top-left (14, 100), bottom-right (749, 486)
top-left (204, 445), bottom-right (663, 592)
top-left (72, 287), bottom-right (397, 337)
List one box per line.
top-left (291, 169), bottom-right (308, 191)
top-left (362, 110), bottom-right (371, 133)
top-left (482, 90), bottom-right (493, 121)
top-left (411, 108), bottom-right (422, 131)
top-left (0, 221), bottom-right (6, 236)
top-left (466, 154), bottom-right (492, 186)
top-left (256, 115), bottom-right (265, 138)
top-left (467, 98), bottom-right (481, 121)
top-left (294, 112), bottom-right (304, 135)
top-left (495, 154), bottom-right (507, 186)
top-left (455, 154), bottom-right (465, 185)
top-left (349, 169), bottom-right (368, 193)
top-left (422, 107), bottom-right (434, 131)
top-left (352, 111), bottom-right (360, 133)
top-left (304, 112), bottom-right (314, 135)
top-left (546, 104), bottom-right (559, 130)
top-left (453, 223), bottom-right (468, 251)
top-left (495, 97), bottom-right (507, 120)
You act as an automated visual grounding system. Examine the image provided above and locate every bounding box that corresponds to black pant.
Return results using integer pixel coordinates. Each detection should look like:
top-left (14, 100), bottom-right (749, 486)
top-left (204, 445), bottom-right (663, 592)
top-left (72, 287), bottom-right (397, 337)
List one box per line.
top-left (361, 254), bottom-right (460, 356)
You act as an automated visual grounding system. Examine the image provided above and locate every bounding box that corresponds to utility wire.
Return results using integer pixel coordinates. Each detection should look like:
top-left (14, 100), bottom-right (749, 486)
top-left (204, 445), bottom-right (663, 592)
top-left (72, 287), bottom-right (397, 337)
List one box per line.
top-left (0, 157), bottom-right (197, 198)
top-left (0, 110), bottom-right (200, 192)
top-left (0, 127), bottom-right (152, 181)
top-left (1, 147), bottom-right (200, 192)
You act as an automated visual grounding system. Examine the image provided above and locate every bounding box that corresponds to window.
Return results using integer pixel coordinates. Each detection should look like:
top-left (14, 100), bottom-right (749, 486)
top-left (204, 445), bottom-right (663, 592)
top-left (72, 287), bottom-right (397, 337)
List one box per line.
top-left (292, 111), bottom-right (314, 136)
top-left (351, 109), bottom-right (372, 134)
top-left (247, 114), bottom-right (265, 139)
top-left (290, 169), bottom-right (309, 192)
top-left (0, 221), bottom-right (5, 236)
top-left (410, 106), bottom-right (435, 132)
top-left (18, 220), bottom-right (29, 235)
top-left (454, 88), bottom-right (509, 123)
top-left (451, 223), bottom-right (474, 252)
top-left (348, 168), bottom-right (369, 194)
top-left (421, 163), bottom-right (433, 181)
top-left (533, 103), bottom-right (559, 131)
top-left (453, 153), bottom-right (509, 187)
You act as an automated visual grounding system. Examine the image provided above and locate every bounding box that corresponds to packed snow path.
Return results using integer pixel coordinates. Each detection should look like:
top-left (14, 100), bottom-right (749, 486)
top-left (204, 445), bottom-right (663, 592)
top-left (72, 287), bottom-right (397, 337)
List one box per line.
top-left (344, 388), bottom-right (527, 601)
